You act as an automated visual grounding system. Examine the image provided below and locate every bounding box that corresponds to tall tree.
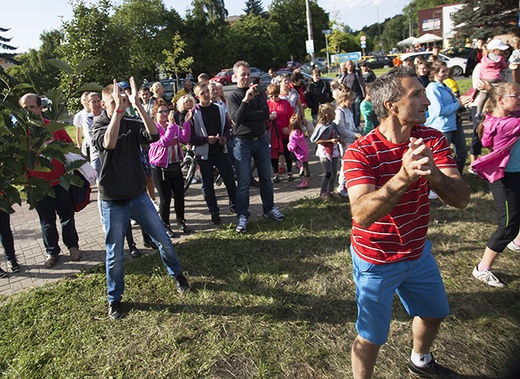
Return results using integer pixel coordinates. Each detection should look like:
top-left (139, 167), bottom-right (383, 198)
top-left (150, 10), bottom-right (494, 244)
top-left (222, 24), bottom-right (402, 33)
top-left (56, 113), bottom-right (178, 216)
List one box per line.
top-left (59, 0), bottom-right (132, 87)
top-left (161, 33), bottom-right (194, 87)
top-left (0, 27), bottom-right (18, 64)
top-left (113, 0), bottom-right (183, 82)
top-left (5, 30), bottom-right (63, 94)
top-left (269, 0), bottom-right (330, 62)
top-left (243, 0), bottom-right (265, 17)
top-left (453, 0), bottom-right (520, 40)
top-left (185, 0), bottom-right (229, 74)
top-left (227, 14), bottom-right (286, 69)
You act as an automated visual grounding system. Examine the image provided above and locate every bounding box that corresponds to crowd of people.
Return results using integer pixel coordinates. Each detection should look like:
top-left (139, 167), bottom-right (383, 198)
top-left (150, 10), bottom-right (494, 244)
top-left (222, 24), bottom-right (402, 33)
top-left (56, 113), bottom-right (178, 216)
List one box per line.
top-left (1, 35), bottom-right (520, 376)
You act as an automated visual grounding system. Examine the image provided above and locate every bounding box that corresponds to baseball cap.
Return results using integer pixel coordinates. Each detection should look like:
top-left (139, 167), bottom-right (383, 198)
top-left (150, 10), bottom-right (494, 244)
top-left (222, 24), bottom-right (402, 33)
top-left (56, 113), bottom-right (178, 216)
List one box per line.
top-left (487, 39), bottom-right (509, 51)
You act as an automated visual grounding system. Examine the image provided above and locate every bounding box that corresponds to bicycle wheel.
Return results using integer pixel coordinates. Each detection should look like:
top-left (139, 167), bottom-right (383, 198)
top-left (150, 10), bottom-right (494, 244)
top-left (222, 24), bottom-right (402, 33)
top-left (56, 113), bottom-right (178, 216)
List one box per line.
top-left (181, 156), bottom-right (197, 192)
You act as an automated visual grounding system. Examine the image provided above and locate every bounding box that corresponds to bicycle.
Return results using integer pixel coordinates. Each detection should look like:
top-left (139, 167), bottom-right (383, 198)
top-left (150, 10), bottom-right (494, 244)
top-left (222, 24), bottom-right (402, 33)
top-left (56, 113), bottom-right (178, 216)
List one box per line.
top-left (181, 148), bottom-right (198, 193)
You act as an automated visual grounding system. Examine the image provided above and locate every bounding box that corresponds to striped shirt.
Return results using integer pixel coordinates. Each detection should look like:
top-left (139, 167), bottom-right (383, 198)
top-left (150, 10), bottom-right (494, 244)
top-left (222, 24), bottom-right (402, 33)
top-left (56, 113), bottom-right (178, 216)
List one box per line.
top-left (344, 125), bottom-right (456, 264)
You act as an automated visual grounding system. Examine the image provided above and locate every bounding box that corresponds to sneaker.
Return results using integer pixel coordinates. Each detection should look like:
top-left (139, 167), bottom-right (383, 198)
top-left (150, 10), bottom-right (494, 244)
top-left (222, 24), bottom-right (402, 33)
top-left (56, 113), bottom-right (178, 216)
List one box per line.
top-left (0, 267), bottom-right (7, 278)
top-left (250, 178), bottom-right (260, 188)
top-left (287, 173), bottom-right (294, 181)
top-left (174, 273), bottom-right (190, 294)
top-left (273, 174), bottom-right (280, 183)
top-left (69, 247), bottom-right (81, 261)
top-left (408, 356), bottom-right (459, 378)
top-left (236, 215), bottom-right (248, 233)
top-left (108, 301), bottom-right (122, 320)
top-left (472, 266), bottom-right (505, 287)
top-left (8, 260), bottom-right (21, 273)
top-left (211, 211), bottom-right (221, 225)
top-left (44, 254), bottom-right (58, 268)
top-left (320, 192), bottom-right (329, 200)
top-left (329, 191), bottom-right (341, 199)
top-left (178, 219), bottom-right (192, 234)
top-left (507, 240), bottom-right (520, 253)
top-left (229, 204), bottom-right (237, 214)
top-left (130, 245), bottom-right (142, 258)
top-left (263, 207), bottom-right (285, 221)
top-left (337, 186), bottom-right (349, 197)
top-left (428, 190), bottom-right (438, 200)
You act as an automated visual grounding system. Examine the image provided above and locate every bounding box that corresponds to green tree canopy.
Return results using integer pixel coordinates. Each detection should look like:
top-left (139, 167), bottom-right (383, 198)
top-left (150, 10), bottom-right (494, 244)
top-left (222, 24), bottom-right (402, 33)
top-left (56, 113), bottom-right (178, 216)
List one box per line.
top-left (0, 27), bottom-right (18, 64)
top-left (243, 0), bottom-right (266, 17)
top-left (269, 0), bottom-right (330, 62)
top-left (453, 0), bottom-right (520, 40)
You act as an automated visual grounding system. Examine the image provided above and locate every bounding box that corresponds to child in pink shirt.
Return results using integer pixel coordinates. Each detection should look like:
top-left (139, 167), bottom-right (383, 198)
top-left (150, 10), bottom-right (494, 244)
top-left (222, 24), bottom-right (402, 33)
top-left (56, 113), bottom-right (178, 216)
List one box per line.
top-left (287, 114), bottom-right (311, 189)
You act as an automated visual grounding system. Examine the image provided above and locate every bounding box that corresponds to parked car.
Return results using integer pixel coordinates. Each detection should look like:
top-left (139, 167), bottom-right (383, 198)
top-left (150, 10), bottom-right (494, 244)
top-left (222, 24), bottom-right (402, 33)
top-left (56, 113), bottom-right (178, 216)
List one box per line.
top-left (399, 51), bottom-right (467, 77)
top-left (364, 55), bottom-right (394, 69)
top-left (210, 69), bottom-right (234, 85)
top-left (442, 47), bottom-right (473, 59)
top-left (278, 60), bottom-right (301, 72)
top-left (250, 67), bottom-right (265, 79)
top-left (300, 61), bottom-right (327, 74)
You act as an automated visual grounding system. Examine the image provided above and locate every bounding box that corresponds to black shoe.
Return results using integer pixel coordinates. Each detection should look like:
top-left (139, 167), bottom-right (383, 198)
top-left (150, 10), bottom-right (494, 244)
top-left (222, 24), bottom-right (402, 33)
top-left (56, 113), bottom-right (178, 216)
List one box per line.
top-left (8, 260), bottom-right (21, 273)
top-left (165, 225), bottom-right (177, 239)
top-left (211, 211), bottom-right (221, 225)
top-left (177, 219), bottom-right (192, 234)
top-left (287, 173), bottom-right (294, 181)
top-left (0, 267), bottom-right (7, 278)
top-left (174, 273), bottom-right (190, 294)
top-left (250, 177), bottom-right (260, 187)
top-left (229, 204), bottom-right (237, 214)
top-left (108, 301), bottom-right (122, 320)
top-left (408, 356), bottom-right (459, 378)
top-left (130, 245), bottom-right (142, 258)
top-left (143, 236), bottom-right (159, 251)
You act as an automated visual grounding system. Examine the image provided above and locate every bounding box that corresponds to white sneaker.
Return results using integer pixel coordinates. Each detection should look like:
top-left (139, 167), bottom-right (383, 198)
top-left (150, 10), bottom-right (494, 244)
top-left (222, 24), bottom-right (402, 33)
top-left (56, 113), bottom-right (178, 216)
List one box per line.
top-left (472, 266), bottom-right (505, 287)
top-left (236, 215), bottom-right (248, 233)
top-left (507, 241), bottom-right (520, 253)
top-left (337, 186), bottom-right (349, 197)
top-left (428, 190), bottom-right (437, 199)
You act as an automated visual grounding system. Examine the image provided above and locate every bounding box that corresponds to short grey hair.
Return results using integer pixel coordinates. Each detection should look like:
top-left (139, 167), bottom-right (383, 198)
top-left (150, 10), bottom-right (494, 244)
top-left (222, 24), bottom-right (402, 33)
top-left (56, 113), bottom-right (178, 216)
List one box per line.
top-left (233, 60), bottom-right (250, 74)
top-left (371, 66), bottom-right (416, 120)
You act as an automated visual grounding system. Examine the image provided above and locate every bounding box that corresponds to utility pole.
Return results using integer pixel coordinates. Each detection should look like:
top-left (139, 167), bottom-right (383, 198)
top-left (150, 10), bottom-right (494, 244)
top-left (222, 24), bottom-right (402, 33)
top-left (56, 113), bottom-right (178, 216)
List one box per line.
top-left (305, 0), bottom-right (315, 64)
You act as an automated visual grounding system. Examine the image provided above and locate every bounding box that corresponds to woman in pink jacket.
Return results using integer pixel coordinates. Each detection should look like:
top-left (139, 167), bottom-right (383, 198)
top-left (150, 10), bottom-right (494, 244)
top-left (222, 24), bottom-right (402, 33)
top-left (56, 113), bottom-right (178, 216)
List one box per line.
top-left (471, 82), bottom-right (520, 287)
top-left (148, 100), bottom-right (192, 237)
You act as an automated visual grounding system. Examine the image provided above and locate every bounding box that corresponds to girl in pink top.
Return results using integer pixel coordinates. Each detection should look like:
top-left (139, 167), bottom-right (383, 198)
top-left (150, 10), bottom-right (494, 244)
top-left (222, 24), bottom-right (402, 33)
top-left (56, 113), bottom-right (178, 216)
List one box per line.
top-left (287, 114), bottom-right (310, 188)
top-left (475, 39), bottom-right (510, 115)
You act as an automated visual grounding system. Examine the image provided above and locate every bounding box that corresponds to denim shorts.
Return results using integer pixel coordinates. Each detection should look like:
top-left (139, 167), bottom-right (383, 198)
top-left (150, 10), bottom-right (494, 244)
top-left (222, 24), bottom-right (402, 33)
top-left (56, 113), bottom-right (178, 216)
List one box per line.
top-left (351, 240), bottom-right (450, 345)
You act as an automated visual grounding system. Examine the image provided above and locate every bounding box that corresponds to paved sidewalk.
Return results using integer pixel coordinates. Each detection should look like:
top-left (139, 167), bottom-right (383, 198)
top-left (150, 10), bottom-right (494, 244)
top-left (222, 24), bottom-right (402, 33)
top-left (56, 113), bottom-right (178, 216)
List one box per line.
top-left (0, 157), bottom-right (327, 296)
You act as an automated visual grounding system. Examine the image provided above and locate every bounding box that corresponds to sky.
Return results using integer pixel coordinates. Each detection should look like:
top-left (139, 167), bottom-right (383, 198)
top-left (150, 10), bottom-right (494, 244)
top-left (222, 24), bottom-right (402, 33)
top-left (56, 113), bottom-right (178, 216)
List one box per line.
top-left (4, 0), bottom-right (410, 53)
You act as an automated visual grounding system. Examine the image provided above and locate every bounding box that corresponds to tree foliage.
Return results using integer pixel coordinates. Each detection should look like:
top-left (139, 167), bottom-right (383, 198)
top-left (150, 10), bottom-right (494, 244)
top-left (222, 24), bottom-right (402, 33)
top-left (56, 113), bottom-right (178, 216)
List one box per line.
top-left (243, 0), bottom-right (266, 17)
top-left (5, 30), bottom-right (63, 94)
top-left (0, 69), bottom-right (83, 213)
top-left (59, 0), bottom-right (132, 87)
top-left (227, 14), bottom-right (284, 69)
top-left (453, 0), bottom-right (520, 40)
top-left (269, 0), bottom-right (330, 62)
top-left (0, 27), bottom-right (18, 64)
top-left (113, 0), bottom-right (183, 82)
top-left (161, 33), bottom-right (194, 84)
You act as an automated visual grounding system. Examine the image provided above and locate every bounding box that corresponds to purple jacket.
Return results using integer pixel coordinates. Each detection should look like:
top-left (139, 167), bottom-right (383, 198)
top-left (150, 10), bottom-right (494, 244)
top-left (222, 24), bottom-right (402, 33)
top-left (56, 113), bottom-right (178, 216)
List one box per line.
top-left (148, 122), bottom-right (191, 168)
top-left (287, 129), bottom-right (310, 162)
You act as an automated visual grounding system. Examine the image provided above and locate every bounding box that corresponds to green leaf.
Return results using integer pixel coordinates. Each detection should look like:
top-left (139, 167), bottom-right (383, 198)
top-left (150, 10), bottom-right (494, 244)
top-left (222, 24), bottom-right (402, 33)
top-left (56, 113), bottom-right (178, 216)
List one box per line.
top-left (47, 59), bottom-right (73, 75)
top-left (76, 59), bottom-right (99, 73)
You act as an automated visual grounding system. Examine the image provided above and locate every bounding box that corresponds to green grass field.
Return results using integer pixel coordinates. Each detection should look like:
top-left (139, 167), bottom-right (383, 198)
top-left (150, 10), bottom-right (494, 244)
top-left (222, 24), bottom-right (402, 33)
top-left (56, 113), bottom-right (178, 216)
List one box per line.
top-left (0, 175), bottom-right (519, 378)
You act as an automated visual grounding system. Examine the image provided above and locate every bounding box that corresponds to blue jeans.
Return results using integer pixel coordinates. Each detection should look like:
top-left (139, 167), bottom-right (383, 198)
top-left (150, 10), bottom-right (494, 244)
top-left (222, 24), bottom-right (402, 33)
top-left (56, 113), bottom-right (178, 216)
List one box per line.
top-left (442, 122), bottom-right (467, 172)
top-left (100, 192), bottom-right (183, 302)
top-left (35, 185), bottom-right (79, 256)
top-left (198, 153), bottom-right (236, 213)
top-left (233, 135), bottom-right (274, 217)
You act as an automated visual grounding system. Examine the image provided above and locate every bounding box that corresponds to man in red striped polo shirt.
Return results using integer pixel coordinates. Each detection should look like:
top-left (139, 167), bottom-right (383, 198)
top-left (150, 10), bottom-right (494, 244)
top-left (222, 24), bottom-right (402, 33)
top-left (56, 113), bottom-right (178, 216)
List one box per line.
top-left (344, 66), bottom-right (470, 379)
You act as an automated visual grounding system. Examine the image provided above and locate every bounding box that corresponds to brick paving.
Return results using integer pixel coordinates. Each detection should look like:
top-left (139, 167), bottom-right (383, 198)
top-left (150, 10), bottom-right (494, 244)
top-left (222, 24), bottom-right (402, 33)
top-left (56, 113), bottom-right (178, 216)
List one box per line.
top-left (0, 156), bottom-right (325, 296)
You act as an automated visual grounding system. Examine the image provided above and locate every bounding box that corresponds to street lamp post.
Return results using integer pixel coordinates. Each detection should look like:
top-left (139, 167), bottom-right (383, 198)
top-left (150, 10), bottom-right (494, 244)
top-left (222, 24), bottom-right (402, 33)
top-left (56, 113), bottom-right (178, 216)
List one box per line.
top-left (322, 29), bottom-right (332, 74)
top-left (363, 2), bottom-right (381, 52)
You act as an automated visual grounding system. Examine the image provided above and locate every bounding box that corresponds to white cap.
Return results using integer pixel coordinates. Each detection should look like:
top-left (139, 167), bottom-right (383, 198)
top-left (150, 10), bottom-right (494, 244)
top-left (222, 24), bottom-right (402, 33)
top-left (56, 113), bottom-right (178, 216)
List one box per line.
top-left (487, 39), bottom-right (509, 51)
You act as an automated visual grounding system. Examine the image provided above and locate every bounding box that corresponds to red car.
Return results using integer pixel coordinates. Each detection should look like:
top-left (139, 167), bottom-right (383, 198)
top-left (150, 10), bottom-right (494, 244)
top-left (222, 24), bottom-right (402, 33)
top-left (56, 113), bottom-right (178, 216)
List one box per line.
top-left (210, 69), bottom-right (234, 85)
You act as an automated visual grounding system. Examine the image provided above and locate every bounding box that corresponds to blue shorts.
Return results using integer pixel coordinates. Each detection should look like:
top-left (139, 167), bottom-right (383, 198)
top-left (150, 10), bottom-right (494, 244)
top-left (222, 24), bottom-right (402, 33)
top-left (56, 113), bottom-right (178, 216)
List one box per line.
top-left (351, 240), bottom-right (450, 345)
